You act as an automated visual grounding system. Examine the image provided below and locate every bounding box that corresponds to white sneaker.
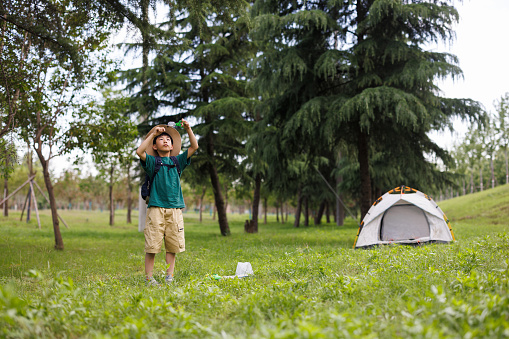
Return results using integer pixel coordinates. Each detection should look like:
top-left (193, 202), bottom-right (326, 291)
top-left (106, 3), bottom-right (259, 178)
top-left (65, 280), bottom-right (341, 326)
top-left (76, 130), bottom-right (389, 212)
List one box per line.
top-left (146, 277), bottom-right (159, 286)
top-left (165, 275), bottom-right (173, 285)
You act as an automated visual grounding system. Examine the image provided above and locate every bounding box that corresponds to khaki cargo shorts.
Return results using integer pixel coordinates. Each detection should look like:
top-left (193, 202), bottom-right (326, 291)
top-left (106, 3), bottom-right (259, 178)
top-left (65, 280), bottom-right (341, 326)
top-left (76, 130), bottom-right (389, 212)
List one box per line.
top-left (144, 207), bottom-right (185, 253)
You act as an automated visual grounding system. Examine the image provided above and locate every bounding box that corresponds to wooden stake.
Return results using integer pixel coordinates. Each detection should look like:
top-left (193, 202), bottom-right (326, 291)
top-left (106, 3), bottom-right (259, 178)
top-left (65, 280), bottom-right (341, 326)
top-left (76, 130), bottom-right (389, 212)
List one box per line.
top-left (33, 181), bottom-right (69, 229)
top-left (29, 180), bottom-right (41, 230)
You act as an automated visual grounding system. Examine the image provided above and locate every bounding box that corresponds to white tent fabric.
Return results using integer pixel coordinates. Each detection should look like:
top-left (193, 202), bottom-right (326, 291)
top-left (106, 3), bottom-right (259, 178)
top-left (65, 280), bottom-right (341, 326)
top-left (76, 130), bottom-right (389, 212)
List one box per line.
top-left (354, 187), bottom-right (454, 248)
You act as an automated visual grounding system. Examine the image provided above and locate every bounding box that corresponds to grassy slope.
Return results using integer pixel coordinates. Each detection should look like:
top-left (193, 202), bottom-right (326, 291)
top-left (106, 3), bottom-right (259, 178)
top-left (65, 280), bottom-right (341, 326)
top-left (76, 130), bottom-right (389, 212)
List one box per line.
top-left (0, 187), bottom-right (508, 338)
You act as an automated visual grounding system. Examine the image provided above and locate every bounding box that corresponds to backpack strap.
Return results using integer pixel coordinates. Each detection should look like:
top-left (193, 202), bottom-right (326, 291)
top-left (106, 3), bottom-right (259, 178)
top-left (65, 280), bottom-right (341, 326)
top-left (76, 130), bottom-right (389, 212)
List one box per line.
top-left (169, 156), bottom-right (181, 176)
top-left (153, 156), bottom-right (163, 179)
top-left (155, 156), bottom-right (180, 177)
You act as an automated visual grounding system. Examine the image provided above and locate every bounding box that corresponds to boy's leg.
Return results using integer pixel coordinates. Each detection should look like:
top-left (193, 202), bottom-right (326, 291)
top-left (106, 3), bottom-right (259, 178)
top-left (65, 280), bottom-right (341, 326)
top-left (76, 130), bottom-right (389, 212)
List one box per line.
top-left (145, 253), bottom-right (156, 278)
top-left (144, 207), bottom-right (165, 282)
top-left (165, 252), bottom-right (176, 277)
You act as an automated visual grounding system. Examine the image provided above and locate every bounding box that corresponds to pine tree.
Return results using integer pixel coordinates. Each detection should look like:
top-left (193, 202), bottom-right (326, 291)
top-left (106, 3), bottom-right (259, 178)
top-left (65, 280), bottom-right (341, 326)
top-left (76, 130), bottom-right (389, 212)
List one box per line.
top-left (130, 4), bottom-right (256, 235)
top-left (251, 0), bottom-right (483, 219)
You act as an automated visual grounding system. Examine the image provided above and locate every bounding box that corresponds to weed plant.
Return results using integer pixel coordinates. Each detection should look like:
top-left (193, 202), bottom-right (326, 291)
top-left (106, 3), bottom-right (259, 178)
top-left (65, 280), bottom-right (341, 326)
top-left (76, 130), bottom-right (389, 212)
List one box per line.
top-left (1, 186), bottom-right (509, 338)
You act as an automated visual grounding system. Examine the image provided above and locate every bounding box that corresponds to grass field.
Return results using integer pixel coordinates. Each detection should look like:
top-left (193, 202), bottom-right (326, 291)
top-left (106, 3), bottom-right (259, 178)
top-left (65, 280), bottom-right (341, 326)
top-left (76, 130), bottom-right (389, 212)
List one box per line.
top-left (1, 185), bottom-right (509, 338)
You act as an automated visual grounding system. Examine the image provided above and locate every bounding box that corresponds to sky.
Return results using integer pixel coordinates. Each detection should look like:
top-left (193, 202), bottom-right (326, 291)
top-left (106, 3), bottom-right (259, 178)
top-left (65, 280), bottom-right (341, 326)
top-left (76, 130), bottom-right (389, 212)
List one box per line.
top-left (430, 0), bottom-right (509, 148)
top-left (49, 0), bottom-right (509, 175)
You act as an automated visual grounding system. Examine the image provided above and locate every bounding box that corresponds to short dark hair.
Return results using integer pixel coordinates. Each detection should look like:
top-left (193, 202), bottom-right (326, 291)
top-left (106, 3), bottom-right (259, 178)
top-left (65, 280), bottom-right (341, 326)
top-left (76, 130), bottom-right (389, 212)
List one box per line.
top-left (153, 132), bottom-right (173, 145)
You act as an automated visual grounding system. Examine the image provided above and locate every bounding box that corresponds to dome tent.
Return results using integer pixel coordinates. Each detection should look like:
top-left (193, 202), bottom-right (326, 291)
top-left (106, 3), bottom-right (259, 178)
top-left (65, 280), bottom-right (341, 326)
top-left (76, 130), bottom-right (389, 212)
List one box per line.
top-left (353, 186), bottom-right (455, 248)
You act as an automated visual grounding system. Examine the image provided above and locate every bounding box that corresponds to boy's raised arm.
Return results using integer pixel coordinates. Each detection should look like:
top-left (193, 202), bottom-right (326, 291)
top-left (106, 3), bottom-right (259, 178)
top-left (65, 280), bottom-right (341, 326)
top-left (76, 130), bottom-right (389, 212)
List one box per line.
top-left (136, 127), bottom-right (165, 161)
top-left (182, 120), bottom-right (199, 158)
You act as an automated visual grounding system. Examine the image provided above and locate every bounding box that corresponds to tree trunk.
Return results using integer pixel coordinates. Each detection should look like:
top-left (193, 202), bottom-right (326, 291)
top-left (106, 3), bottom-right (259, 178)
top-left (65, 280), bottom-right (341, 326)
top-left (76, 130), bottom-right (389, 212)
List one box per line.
top-left (480, 167), bottom-right (483, 192)
top-left (35, 150), bottom-right (64, 250)
top-left (280, 199), bottom-right (285, 224)
top-left (470, 171), bottom-right (474, 193)
top-left (208, 164), bottom-right (229, 235)
top-left (505, 148), bottom-right (508, 184)
top-left (314, 200), bottom-right (325, 225)
top-left (248, 174), bottom-right (261, 233)
top-left (264, 197), bottom-right (268, 224)
top-left (294, 187), bottom-right (302, 228)
top-left (199, 186), bottom-right (206, 222)
top-left (109, 165), bottom-right (114, 226)
top-left (126, 163), bottom-right (132, 224)
top-left (139, 0), bottom-right (150, 121)
top-left (2, 157), bottom-right (7, 216)
top-left (206, 128), bottom-right (230, 235)
top-left (285, 201), bottom-right (289, 223)
top-left (325, 201), bottom-right (330, 224)
top-left (224, 182), bottom-right (229, 212)
top-left (303, 196), bottom-right (309, 226)
top-left (490, 155), bottom-right (495, 189)
top-left (358, 130), bottom-right (372, 220)
top-left (280, 198), bottom-right (285, 224)
top-left (336, 160), bottom-right (345, 226)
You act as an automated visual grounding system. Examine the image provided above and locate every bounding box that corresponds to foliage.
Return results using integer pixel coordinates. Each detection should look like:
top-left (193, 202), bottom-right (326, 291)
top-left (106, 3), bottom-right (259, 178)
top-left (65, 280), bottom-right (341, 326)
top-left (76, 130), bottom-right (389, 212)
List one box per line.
top-left (249, 0), bottom-right (484, 220)
top-left (1, 185), bottom-right (509, 337)
top-left (122, 1), bottom-right (257, 235)
top-left (0, 136), bottom-right (17, 180)
top-left (449, 92), bottom-right (509, 195)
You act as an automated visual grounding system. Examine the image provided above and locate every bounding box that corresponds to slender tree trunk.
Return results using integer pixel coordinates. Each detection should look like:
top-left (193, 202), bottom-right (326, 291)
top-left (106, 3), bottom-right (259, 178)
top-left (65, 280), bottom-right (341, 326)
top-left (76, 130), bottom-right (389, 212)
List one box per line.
top-left (480, 167), bottom-right (483, 192)
top-left (199, 186), bottom-right (206, 222)
top-left (470, 171), bottom-right (474, 194)
top-left (276, 203), bottom-right (279, 223)
top-left (126, 163), bottom-right (132, 224)
top-left (336, 153), bottom-right (345, 226)
top-left (207, 157), bottom-right (230, 235)
top-left (264, 197), bottom-right (268, 224)
top-left (294, 188), bottom-right (302, 228)
top-left (109, 165), bottom-right (114, 226)
top-left (251, 174), bottom-right (261, 232)
top-left (280, 198), bottom-right (285, 224)
top-left (325, 201), bottom-right (330, 224)
top-left (505, 148), bottom-right (508, 184)
top-left (490, 155), bottom-right (495, 189)
top-left (303, 196), bottom-right (309, 226)
top-left (355, 1), bottom-right (372, 220)
top-left (223, 182), bottom-right (229, 212)
top-left (139, 0), bottom-right (150, 121)
top-left (358, 130), bottom-right (372, 219)
top-left (314, 201), bottom-right (326, 225)
top-left (2, 156), bottom-right (7, 216)
top-left (35, 150), bottom-right (63, 250)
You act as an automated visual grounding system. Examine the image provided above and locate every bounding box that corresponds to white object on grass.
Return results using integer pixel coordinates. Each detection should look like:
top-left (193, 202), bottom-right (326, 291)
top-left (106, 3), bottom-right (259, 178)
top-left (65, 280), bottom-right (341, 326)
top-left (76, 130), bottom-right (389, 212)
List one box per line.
top-left (235, 262), bottom-right (253, 277)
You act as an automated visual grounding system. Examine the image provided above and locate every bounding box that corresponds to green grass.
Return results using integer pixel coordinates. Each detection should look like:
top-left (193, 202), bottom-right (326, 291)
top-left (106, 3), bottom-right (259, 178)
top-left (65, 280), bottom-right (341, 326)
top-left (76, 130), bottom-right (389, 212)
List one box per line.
top-left (1, 187), bottom-right (509, 338)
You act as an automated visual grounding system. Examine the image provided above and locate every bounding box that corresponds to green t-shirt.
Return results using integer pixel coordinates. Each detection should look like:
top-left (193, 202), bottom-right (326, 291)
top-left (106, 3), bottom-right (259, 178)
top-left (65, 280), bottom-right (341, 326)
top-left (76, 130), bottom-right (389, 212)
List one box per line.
top-left (141, 151), bottom-right (191, 209)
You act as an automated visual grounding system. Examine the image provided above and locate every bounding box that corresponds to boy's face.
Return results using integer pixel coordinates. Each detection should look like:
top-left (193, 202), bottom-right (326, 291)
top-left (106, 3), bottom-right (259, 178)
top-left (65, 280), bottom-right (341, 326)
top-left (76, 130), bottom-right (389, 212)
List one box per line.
top-left (153, 133), bottom-right (173, 155)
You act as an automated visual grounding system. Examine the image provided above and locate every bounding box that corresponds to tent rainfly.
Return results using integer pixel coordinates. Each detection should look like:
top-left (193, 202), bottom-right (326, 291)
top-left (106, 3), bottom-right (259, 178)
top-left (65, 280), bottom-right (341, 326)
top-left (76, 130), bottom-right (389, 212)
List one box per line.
top-left (353, 186), bottom-right (455, 248)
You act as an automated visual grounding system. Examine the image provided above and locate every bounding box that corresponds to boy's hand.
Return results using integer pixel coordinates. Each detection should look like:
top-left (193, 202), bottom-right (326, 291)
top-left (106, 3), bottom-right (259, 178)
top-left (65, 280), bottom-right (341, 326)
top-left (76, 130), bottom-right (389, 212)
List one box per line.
top-left (154, 126), bottom-right (166, 135)
top-left (181, 119), bottom-right (191, 131)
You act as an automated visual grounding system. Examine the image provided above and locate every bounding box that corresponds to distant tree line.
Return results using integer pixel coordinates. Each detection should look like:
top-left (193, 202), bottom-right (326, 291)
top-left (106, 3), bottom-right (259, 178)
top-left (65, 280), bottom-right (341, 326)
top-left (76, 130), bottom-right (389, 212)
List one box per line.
top-left (447, 93), bottom-right (509, 197)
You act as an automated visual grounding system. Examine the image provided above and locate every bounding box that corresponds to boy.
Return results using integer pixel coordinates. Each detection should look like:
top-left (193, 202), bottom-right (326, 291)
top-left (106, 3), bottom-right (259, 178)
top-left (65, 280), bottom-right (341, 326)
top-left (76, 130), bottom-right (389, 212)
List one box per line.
top-left (136, 120), bottom-right (198, 286)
